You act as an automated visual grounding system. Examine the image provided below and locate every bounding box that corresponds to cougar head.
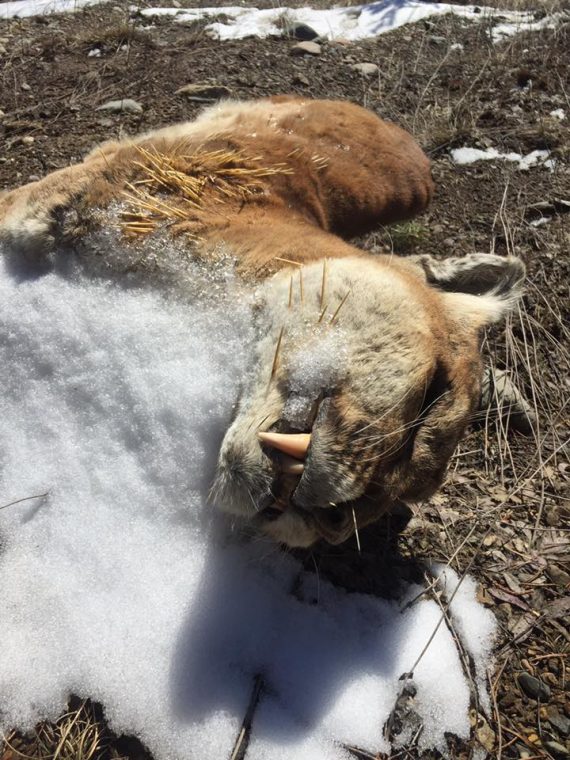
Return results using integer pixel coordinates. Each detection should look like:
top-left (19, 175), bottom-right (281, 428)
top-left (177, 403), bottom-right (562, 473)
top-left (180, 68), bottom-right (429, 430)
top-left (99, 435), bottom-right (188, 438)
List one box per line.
top-left (211, 253), bottom-right (524, 547)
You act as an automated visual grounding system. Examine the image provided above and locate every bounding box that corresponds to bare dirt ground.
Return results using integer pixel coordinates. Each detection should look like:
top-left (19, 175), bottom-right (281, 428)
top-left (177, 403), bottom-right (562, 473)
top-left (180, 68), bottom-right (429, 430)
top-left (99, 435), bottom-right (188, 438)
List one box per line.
top-left (0, 2), bottom-right (569, 759)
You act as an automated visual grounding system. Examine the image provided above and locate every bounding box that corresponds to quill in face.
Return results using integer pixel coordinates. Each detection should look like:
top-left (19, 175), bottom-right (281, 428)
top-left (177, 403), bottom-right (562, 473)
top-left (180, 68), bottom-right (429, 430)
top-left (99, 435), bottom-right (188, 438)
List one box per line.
top-left (212, 254), bottom-right (525, 547)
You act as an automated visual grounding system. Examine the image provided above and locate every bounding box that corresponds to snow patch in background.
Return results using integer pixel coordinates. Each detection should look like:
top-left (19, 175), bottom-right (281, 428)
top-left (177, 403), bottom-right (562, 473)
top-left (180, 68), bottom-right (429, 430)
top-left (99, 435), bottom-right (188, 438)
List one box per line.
top-left (550, 108), bottom-right (566, 121)
top-left (1, 0), bottom-right (102, 20)
top-left (450, 146), bottom-right (556, 171)
top-left (137, 1), bottom-right (560, 43)
top-left (2, 0), bottom-right (561, 43)
top-left (0, 248), bottom-right (497, 759)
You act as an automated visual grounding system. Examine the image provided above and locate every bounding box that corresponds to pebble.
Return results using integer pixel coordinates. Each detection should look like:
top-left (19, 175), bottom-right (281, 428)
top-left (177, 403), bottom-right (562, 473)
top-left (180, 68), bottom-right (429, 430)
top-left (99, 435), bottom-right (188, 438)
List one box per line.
top-left (174, 83), bottom-right (231, 101)
top-left (21, 135), bottom-right (34, 145)
top-left (21, 82), bottom-right (31, 91)
top-left (518, 672), bottom-right (551, 701)
top-left (28, 174), bottom-right (40, 182)
top-left (547, 564), bottom-right (570, 587)
top-left (545, 741), bottom-right (569, 758)
top-left (547, 706), bottom-right (570, 736)
top-left (283, 22), bottom-right (319, 41)
top-left (96, 99), bottom-right (143, 114)
top-left (290, 41), bottom-right (321, 57)
top-left (0, 109), bottom-right (5, 119)
top-left (292, 72), bottom-right (310, 86)
top-left (350, 62), bottom-right (378, 77)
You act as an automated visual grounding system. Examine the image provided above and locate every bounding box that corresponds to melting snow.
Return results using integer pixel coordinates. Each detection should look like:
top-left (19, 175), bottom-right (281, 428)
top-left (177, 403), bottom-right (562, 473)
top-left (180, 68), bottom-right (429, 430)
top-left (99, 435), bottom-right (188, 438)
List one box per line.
top-left (1, 0), bottom-right (103, 19)
top-left (0, 247), bottom-right (497, 758)
top-left (550, 108), bottom-right (566, 120)
top-left (451, 146), bottom-right (556, 171)
top-left (2, 0), bottom-right (561, 43)
top-left (137, 2), bottom-right (561, 43)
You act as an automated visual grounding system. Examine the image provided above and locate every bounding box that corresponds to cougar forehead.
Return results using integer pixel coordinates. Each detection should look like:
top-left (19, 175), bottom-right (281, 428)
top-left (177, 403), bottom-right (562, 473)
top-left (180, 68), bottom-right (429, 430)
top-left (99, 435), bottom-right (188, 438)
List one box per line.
top-left (258, 256), bottom-right (442, 403)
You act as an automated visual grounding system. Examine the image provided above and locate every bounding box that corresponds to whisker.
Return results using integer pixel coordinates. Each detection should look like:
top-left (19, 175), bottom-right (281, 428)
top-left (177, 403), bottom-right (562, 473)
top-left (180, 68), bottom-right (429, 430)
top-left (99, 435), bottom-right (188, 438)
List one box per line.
top-left (352, 507), bottom-right (361, 554)
top-left (358, 390), bottom-right (451, 451)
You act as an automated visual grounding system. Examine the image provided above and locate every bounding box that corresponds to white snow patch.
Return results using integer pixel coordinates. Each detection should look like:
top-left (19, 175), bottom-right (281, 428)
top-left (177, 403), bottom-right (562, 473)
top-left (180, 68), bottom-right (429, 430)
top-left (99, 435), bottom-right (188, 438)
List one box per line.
top-left (0, 246), bottom-right (497, 759)
top-left (529, 217), bottom-right (550, 228)
top-left (550, 108), bottom-right (566, 121)
top-left (490, 12), bottom-right (559, 41)
top-left (432, 565), bottom-right (497, 714)
top-left (451, 146), bottom-right (555, 171)
top-left (1, 0), bottom-right (103, 19)
top-left (137, 2), bottom-right (561, 43)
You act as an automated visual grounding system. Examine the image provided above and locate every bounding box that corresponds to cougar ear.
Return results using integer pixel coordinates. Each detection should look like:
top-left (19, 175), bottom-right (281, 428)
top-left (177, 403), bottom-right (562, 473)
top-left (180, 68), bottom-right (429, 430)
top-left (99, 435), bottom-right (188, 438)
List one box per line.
top-left (414, 253), bottom-right (525, 328)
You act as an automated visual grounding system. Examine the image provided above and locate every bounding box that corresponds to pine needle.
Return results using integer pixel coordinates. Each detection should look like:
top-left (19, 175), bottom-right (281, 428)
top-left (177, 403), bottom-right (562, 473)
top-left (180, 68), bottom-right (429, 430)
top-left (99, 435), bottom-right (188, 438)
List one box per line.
top-left (267, 326), bottom-right (285, 395)
top-left (320, 258), bottom-right (327, 310)
top-left (330, 290), bottom-right (351, 324)
top-left (118, 146), bottom-right (293, 238)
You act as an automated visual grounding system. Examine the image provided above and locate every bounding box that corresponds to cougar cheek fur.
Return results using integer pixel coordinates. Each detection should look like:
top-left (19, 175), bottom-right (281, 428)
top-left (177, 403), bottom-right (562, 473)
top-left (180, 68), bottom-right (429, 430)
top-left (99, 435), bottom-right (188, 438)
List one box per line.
top-left (0, 96), bottom-right (525, 547)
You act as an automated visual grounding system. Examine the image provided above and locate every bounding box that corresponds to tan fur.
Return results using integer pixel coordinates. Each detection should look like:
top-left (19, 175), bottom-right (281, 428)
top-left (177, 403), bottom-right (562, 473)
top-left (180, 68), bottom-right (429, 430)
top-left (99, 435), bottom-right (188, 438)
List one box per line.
top-left (0, 97), bottom-right (524, 547)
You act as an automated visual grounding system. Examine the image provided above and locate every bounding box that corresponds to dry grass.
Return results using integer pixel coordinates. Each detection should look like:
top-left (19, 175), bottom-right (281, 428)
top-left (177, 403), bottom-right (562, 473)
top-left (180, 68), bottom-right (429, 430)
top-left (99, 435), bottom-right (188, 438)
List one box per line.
top-left (1, 702), bottom-right (102, 760)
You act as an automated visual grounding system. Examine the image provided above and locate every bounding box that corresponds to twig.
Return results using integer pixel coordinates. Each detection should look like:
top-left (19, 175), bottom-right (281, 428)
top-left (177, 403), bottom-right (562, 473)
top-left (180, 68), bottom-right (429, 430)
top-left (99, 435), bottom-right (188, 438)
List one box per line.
top-left (0, 492), bottom-right (49, 511)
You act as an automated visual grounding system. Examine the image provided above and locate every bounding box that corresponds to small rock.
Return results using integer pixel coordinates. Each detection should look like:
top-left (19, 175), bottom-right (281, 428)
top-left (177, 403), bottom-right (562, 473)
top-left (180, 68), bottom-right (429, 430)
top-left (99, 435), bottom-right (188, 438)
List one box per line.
top-left (290, 41), bottom-right (321, 57)
top-left (350, 62), bottom-right (378, 77)
top-left (21, 135), bottom-right (35, 145)
top-left (28, 174), bottom-right (40, 182)
top-left (547, 706), bottom-right (570, 736)
top-left (96, 98), bottom-right (143, 114)
top-left (429, 35), bottom-right (446, 45)
top-left (545, 741), bottom-right (569, 759)
top-left (283, 21), bottom-right (319, 41)
top-left (518, 672), bottom-right (551, 701)
top-left (293, 72), bottom-right (310, 86)
top-left (175, 83), bottom-right (231, 101)
top-left (0, 109), bottom-right (5, 119)
top-left (547, 564), bottom-right (570, 587)
top-left (21, 82), bottom-right (31, 91)
top-left (475, 713), bottom-right (495, 752)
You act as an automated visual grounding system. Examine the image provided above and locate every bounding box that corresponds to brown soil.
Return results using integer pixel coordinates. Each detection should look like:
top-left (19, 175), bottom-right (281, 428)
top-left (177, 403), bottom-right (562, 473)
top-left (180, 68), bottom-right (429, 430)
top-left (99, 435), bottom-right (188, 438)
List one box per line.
top-left (0, 3), bottom-right (568, 760)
